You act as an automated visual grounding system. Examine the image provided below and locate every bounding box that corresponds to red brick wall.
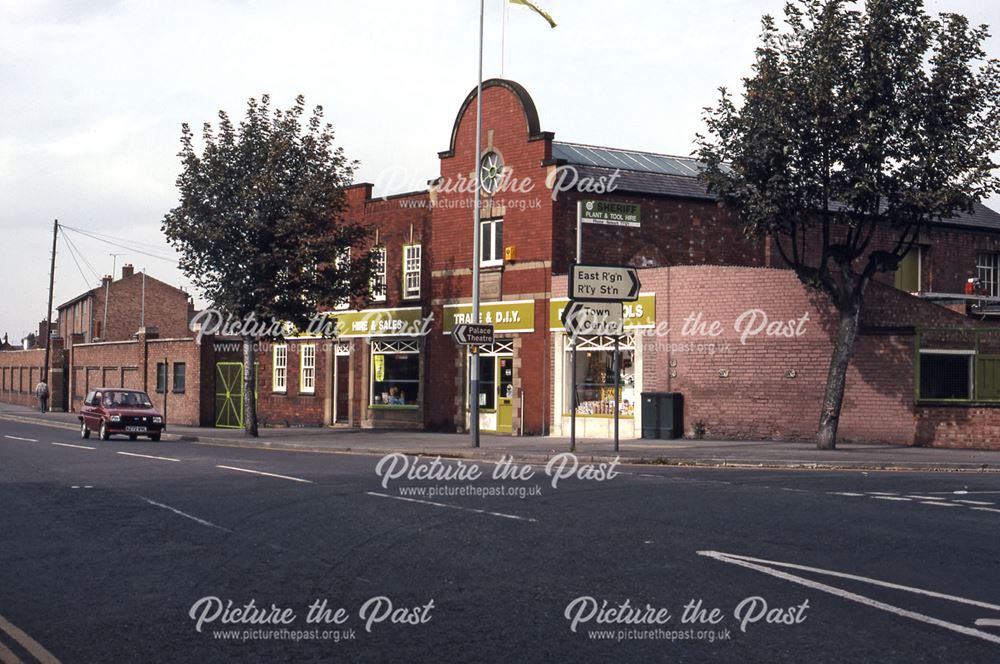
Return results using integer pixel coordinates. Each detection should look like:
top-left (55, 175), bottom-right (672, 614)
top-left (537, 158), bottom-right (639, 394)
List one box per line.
top-left (553, 266), bottom-right (1000, 448)
top-left (68, 336), bottom-right (206, 426)
top-left (553, 191), bottom-right (766, 275)
top-left (0, 349), bottom-right (47, 408)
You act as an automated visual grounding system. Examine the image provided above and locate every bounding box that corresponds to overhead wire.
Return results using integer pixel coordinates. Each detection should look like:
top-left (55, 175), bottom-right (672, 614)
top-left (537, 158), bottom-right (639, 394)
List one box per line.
top-left (59, 231), bottom-right (93, 289)
top-left (60, 224), bottom-right (179, 264)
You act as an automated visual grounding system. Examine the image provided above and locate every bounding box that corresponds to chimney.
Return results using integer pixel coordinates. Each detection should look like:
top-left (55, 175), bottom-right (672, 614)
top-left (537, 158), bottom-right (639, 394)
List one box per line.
top-left (101, 274), bottom-right (112, 287)
top-left (121, 264), bottom-right (134, 279)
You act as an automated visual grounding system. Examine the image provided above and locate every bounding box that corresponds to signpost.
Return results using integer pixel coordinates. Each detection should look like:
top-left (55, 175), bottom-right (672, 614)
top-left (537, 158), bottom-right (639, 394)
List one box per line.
top-left (569, 263), bottom-right (641, 302)
top-left (453, 323), bottom-right (495, 346)
top-left (561, 301), bottom-right (625, 337)
top-left (566, 262), bottom-right (641, 454)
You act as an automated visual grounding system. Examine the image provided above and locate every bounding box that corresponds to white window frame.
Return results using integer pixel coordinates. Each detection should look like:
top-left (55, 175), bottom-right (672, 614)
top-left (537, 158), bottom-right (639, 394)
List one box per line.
top-left (977, 251), bottom-right (1000, 298)
top-left (370, 247), bottom-right (387, 302)
top-left (480, 218), bottom-right (503, 267)
top-left (403, 244), bottom-right (421, 299)
top-left (300, 344), bottom-right (316, 394)
top-left (272, 344), bottom-right (288, 393)
top-left (334, 247), bottom-right (351, 311)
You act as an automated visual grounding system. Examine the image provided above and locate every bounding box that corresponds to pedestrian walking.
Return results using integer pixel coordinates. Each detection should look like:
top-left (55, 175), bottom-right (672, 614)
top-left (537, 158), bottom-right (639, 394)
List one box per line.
top-left (35, 380), bottom-right (49, 413)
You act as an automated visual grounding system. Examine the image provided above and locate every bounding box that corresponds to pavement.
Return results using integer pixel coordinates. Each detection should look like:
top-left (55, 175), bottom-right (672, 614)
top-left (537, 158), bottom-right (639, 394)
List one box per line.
top-left (3, 415), bottom-right (1000, 663)
top-left (2, 402), bottom-right (998, 472)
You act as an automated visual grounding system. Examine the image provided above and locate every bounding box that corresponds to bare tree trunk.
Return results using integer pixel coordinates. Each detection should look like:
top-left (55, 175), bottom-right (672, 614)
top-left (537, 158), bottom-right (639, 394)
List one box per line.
top-left (242, 335), bottom-right (258, 438)
top-left (817, 299), bottom-right (862, 450)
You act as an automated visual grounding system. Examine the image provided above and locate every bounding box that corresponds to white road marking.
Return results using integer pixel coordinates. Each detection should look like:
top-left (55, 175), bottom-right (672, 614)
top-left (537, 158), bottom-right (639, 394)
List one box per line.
top-left (830, 492), bottom-right (865, 497)
top-left (52, 442), bottom-right (96, 450)
top-left (3, 435), bottom-right (37, 442)
top-left (866, 492), bottom-right (899, 496)
top-left (139, 497), bottom-right (231, 532)
top-left (872, 496), bottom-right (911, 502)
top-left (906, 496), bottom-right (945, 500)
top-left (975, 619), bottom-right (1000, 627)
top-left (0, 612), bottom-right (62, 663)
top-left (365, 491), bottom-right (537, 523)
top-left (117, 451), bottom-right (180, 462)
top-left (971, 507), bottom-right (1000, 514)
top-left (698, 550), bottom-right (1000, 645)
top-left (216, 465), bottom-right (313, 483)
top-left (927, 490), bottom-right (1000, 495)
top-left (954, 500), bottom-right (994, 506)
top-left (921, 501), bottom-right (959, 507)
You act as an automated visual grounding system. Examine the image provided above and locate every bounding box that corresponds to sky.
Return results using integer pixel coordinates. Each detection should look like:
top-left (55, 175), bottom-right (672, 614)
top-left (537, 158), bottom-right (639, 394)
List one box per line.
top-left (1, 0), bottom-right (998, 341)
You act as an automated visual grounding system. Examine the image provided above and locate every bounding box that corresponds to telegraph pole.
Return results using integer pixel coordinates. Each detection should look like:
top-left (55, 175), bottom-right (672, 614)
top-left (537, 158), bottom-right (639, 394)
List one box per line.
top-left (42, 220), bottom-right (58, 391)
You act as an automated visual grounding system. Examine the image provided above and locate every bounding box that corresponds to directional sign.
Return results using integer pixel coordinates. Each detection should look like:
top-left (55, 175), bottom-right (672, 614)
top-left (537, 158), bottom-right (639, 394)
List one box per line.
top-left (453, 323), bottom-right (495, 346)
top-left (561, 301), bottom-right (624, 337)
top-left (569, 263), bottom-right (641, 302)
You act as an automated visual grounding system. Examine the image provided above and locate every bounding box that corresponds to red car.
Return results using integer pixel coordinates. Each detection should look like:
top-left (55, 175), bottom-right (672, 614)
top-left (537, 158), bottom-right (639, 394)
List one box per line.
top-left (79, 388), bottom-right (165, 441)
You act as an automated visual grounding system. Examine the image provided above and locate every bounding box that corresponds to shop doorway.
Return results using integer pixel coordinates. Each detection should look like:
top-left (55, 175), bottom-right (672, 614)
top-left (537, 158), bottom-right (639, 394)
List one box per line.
top-left (469, 340), bottom-right (514, 434)
top-left (334, 353), bottom-right (350, 424)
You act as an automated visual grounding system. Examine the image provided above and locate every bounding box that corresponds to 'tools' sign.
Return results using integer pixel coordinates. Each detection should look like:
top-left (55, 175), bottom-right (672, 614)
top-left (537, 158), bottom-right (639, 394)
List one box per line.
top-left (569, 263), bottom-right (641, 302)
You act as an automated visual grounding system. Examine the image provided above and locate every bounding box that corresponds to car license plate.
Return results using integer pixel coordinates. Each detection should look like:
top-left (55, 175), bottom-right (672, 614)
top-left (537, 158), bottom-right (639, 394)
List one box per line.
top-left (125, 426), bottom-right (147, 432)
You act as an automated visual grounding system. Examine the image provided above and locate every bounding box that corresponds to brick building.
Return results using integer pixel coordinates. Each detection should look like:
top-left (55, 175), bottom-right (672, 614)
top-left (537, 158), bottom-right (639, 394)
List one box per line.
top-left (7, 78), bottom-right (1000, 446)
top-left (57, 264), bottom-right (194, 344)
top-left (249, 78), bottom-right (1000, 448)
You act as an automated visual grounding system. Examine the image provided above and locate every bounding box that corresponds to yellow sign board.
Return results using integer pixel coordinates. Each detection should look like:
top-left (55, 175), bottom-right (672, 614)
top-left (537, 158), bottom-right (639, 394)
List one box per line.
top-left (549, 293), bottom-right (655, 331)
top-left (443, 300), bottom-right (535, 334)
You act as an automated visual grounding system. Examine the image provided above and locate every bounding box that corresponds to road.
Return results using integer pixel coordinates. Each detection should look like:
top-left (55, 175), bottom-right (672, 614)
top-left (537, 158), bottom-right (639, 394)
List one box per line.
top-left (1, 417), bottom-right (999, 663)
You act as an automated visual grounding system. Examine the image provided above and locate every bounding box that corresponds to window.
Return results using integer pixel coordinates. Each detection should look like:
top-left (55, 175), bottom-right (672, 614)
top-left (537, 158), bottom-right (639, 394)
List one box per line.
top-left (371, 340), bottom-right (419, 406)
top-left (403, 244), bottom-right (421, 298)
top-left (480, 218), bottom-right (503, 267)
top-left (155, 362), bottom-right (167, 393)
top-left (334, 248), bottom-right (351, 311)
top-left (272, 344), bottom-right (288, 392)
top-left (300, 344), bottom-right (316, 394)
top-left (370, 247), bottom-right (387, 301)
top-left (919, 351), bottom-right (973, 400)
top-left (977, 252), bottom-right (1000, 298)
top-left (564, 335), bottom-right (637, 416)
top-left (894, 246), bottom-right (921, 293)
top-left (172, 362), bottom-right (186, 393)
top-left (480, 152), bottom-right (504, 194)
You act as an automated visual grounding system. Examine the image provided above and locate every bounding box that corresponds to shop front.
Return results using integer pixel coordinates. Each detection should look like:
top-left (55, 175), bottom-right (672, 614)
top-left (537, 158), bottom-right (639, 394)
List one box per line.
top-left (333, 306), bottom-right (428, 429)
top-left (550, 294), bottom-right (655, 438)
top-left (443, 300), bottom-right (534, 435)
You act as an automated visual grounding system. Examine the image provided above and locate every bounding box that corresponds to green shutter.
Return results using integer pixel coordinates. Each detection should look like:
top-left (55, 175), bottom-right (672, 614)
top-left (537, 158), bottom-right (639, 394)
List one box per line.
top-left (975, 355), bottom-right (1000, 401)
top-left (894, 248), bottom-right (920, 293)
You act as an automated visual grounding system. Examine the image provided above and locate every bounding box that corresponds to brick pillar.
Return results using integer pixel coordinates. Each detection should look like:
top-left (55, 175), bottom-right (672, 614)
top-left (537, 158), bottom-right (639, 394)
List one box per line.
top-left (48, 336), bottom-right (66, 412)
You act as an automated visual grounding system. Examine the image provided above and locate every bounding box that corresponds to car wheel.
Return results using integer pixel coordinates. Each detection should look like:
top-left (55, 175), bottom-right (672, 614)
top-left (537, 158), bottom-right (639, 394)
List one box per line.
top-left (99, 421), bottom-right (110, 441)
top-left (80, 421), bottom-right (90, 439)
top-left (149, 434), bottom-right (161, 442)
top-left (128, 434), bottom-right (138, 441)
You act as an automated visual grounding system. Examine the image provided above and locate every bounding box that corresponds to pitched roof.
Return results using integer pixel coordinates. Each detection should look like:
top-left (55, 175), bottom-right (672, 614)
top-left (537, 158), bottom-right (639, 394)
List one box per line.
top-left (550, 140), bottom-right (1000, 231)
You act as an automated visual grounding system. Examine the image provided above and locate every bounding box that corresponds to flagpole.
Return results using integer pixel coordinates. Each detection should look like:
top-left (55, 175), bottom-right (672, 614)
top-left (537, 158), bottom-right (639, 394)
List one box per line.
top-left (470, 0), bottom-right (484, 449)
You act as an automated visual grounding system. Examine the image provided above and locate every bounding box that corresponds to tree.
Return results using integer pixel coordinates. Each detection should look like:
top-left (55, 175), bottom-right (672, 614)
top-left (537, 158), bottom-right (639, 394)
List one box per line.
top-left (696, 0), bottom-right (1000, 449)
top-left (163, 95), bottom-right (376, 437)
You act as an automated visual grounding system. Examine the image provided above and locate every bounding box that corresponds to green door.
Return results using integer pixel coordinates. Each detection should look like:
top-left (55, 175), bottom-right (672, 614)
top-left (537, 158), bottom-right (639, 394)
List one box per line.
top-left (497, 356), bottom-right (514, 434)
top-left (215, 362), bottom-right (244, 428)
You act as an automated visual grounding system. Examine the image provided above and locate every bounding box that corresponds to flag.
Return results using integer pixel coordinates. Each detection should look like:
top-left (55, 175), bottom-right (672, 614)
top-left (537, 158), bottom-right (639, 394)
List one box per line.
top-left (510, 0), bottom-right (556, 28)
